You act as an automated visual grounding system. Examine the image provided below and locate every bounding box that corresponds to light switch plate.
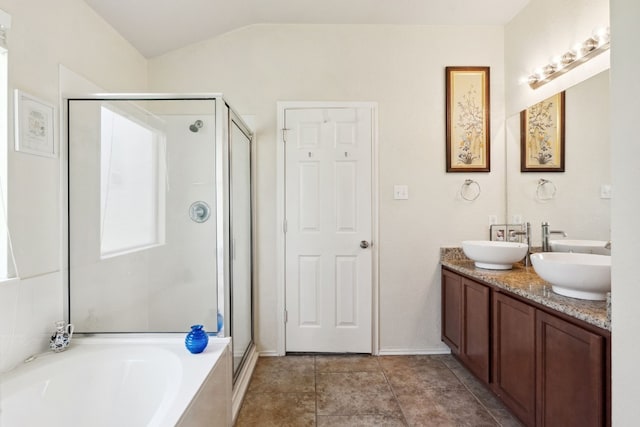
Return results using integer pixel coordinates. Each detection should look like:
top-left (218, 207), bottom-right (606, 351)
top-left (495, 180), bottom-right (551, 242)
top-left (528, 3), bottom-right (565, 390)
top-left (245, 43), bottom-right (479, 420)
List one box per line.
top-left (393, 185), bottom-right (409, 200)
top-left (600, 184), bottom-right (612, 199)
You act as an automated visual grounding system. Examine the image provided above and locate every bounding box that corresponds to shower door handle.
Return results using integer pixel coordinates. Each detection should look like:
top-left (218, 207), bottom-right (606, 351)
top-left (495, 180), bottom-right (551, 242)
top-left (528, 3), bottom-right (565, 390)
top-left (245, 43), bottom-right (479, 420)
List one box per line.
top-left (360, 240), bottom-right (370, 249)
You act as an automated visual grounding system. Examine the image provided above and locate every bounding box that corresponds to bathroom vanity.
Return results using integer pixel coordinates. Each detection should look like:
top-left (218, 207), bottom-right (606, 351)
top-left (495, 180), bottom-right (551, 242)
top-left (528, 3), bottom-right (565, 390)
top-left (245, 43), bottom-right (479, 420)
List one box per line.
top-left (440, 248), bottom-right (610, 427)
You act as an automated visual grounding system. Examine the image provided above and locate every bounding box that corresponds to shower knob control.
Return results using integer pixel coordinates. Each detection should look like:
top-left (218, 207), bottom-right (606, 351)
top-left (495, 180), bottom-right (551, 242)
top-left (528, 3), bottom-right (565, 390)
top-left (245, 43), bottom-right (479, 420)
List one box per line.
top-left (360, 240), bottom-right (370, 249)
top-left (189, 201), bottom-right (211, 223)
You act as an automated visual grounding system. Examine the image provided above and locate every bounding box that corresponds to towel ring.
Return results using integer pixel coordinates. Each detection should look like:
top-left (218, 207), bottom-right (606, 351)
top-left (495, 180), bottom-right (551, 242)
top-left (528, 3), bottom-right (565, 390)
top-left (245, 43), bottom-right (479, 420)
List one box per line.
top-left (460, 179), bottom-right (481, 201)
top-left (536, 178), bottom-right (557, 201)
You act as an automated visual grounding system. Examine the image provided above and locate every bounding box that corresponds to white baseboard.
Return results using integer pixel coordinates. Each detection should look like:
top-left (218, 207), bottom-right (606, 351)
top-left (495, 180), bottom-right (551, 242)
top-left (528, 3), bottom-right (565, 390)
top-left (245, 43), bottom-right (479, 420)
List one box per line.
top-left (255, 348), bottom-right (451, 357)
top-left (377, 347), bottom-right (451, 356)
top-left (231, 344), bottom-right (258, 425)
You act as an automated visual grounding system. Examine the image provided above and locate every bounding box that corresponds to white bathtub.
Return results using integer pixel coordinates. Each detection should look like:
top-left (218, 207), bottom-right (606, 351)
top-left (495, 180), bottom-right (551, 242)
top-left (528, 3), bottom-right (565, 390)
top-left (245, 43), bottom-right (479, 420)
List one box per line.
top-left (0, 334), bottom-right (232, 427)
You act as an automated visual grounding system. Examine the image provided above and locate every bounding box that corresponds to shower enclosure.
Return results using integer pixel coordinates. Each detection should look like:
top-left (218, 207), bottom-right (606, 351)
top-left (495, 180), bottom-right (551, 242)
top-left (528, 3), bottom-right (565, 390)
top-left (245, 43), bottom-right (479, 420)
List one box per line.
top-left (66, 94), bottom-right (253, 379)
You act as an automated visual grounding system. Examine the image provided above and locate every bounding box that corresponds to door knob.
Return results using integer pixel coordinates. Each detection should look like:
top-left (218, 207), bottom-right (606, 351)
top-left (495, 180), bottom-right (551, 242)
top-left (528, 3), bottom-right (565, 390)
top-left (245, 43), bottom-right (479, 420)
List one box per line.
top-left (360, 240), bottom-right (370, 249)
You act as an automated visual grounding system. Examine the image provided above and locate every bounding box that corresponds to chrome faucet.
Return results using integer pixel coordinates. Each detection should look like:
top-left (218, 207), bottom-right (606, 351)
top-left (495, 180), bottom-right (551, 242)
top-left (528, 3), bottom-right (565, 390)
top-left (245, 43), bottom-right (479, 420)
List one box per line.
top-left (541, 222), bottom-right (567, 252)
top-left (510, 222), bottom-right (531, 266)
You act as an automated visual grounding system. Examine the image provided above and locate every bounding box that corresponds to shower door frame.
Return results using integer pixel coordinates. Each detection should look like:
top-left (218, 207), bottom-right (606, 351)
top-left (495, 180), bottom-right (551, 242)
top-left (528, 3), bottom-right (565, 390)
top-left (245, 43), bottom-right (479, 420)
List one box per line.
top-left (66, 94), bottom-right (223, 333)
top-left (227, 108), bottom-right (255, 382)
top-left (65, 95), bottom-right (254, 374)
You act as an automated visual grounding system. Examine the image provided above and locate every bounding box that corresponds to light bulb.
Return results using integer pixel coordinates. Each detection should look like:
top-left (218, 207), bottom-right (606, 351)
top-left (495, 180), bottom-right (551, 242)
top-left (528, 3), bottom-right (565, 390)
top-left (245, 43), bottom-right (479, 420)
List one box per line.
top-left (561, 51), bottom-right (576, 65)
top-left (582, 38), bottom-right (598, 54)
top-left (550, 55), bottom-right (564, 71)
top-left (571, 42), bottom-right (584, 59)
top-left (592, 26), bottom-right (610, 45)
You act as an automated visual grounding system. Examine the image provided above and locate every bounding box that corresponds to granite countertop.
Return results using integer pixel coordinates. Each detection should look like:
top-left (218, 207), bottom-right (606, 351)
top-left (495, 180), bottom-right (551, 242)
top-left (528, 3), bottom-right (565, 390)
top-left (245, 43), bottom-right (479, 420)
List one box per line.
top-left (441, 247), bottom-right (611, 331)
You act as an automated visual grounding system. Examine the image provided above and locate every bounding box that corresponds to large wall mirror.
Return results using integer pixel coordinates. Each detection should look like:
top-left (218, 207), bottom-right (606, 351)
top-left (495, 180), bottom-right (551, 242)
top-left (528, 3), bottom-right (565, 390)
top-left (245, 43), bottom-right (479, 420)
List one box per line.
top-left (506, 70), bottom-right (611, 246)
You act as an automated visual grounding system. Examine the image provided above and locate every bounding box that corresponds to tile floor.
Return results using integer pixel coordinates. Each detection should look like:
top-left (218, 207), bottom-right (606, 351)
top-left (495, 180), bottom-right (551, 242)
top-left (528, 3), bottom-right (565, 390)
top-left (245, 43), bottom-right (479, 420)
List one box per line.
top-left (235, 354), bottom-right (523, 426)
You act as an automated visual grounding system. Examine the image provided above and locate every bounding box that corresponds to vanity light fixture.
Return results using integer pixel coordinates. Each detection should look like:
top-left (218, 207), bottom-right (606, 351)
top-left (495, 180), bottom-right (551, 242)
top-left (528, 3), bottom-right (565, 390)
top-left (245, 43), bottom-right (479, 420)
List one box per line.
top-left (528, 26), bottom-right (610, 89)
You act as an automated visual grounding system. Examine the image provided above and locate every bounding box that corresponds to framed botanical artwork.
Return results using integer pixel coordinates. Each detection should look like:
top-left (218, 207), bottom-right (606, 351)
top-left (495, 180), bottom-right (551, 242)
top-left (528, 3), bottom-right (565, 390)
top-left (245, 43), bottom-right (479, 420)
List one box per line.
top-left (445, 66), bottom-right (490, 172)
top-left (520, 92), bottom-right (565, 172)
top-left (14, 89), bottom-right (56, 158)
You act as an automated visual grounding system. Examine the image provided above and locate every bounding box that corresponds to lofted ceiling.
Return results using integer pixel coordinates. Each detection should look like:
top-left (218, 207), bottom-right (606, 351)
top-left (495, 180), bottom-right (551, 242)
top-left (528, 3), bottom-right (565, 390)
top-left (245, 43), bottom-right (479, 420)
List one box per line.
top-left (84, 0), bottom-right (530, 58)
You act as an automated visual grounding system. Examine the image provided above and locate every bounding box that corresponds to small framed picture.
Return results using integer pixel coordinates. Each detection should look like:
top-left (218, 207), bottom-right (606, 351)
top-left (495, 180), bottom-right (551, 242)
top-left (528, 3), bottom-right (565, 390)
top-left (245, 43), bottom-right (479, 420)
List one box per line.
top-left (445, 66), bottom-right (491, 172)
top-left (14, 89), bottom-right (56, 158)
top-left (520, 92), bottom-right (565, 172)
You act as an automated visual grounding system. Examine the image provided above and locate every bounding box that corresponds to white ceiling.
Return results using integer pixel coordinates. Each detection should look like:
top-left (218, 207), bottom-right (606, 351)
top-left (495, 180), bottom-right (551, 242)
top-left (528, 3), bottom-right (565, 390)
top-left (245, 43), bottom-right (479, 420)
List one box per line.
top-left (84, 0), bottom-right (530, 58)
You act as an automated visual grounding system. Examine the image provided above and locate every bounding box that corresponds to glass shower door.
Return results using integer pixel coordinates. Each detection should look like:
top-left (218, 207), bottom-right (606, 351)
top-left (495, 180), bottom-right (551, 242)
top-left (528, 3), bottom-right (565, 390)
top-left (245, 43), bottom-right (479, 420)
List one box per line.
top-left (229, 112), bottom-right (253, 375)
top-left (68, 98), bottom-right (219, 333)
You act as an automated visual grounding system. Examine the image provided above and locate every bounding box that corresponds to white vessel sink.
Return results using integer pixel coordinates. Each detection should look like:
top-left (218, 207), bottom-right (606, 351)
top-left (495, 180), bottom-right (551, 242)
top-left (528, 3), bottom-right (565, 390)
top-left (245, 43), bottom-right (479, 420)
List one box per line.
top-left (549, 239), bottom-right (611, 255)
top-left (462, 240), bottom-right (528, 270)
top-left (530, 252), bottom-right (611, 301)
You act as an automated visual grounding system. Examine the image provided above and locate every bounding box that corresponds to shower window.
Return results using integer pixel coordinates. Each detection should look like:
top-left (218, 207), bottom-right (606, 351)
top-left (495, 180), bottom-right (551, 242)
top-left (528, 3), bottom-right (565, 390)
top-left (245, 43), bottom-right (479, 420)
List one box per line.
top-left (99, 106), bottom-right (166, 258)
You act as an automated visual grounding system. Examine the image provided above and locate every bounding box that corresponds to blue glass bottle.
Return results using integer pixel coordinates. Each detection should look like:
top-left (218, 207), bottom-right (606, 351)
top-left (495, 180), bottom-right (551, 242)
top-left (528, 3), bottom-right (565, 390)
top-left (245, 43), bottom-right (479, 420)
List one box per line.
top-left (185, 324), bottom-right (209, 354)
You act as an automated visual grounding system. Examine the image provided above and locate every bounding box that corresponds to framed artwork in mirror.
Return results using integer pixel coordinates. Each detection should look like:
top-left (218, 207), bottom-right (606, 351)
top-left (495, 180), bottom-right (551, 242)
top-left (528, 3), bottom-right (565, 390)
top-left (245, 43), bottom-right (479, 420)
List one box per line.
top-left (445, 66), bottom-right (490, 172)
top-left (520, 92), bottom-right (565, 172)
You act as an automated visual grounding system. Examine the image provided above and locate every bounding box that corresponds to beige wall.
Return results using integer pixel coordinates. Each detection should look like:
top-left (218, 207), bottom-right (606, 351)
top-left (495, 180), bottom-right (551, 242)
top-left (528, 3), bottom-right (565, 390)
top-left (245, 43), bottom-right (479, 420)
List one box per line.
top-left (149, 24), bottom-right (506, 354)
top-left (0, 0), bottom-right (147, 372)
top-left (610, 0), bottom-right (640, 423)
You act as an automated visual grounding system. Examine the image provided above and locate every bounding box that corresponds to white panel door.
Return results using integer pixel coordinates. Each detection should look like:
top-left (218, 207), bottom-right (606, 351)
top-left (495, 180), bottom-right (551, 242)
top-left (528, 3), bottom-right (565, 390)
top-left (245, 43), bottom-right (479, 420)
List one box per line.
top-left (284, 107), bottom-right (373, 353)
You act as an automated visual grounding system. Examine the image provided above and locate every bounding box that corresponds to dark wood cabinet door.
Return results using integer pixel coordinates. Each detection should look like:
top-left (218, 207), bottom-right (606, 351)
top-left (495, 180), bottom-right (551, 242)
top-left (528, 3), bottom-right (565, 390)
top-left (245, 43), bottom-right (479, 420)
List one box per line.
top-left (492, 292), bottom-right (536, 426)
top-left (460, 278), bottom-right (490, 383)
top-left (536, 310), bottom-right (604, 427)
top-left (441, 269), bottom-right (462, 353)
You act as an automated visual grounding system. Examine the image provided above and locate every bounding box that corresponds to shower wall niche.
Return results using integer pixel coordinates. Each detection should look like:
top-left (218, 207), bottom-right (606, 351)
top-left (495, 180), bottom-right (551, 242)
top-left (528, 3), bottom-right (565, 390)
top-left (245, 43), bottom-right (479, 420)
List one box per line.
top-left (67, 95), bottom-right (254, 376)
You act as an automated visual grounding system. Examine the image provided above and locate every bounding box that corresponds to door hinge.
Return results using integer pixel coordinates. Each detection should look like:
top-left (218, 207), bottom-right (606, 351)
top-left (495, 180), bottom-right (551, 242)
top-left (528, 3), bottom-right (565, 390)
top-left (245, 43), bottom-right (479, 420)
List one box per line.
top-left (283, 219), bottom-right (288, 233)
top-left (282, 128), bottom-right (290, 143)
top-left (284, 310), bottom-right (288, 323)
